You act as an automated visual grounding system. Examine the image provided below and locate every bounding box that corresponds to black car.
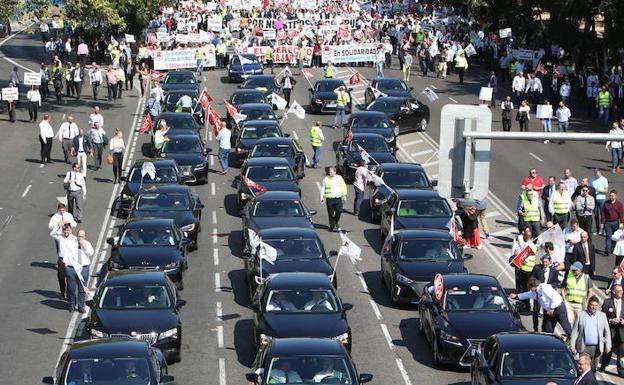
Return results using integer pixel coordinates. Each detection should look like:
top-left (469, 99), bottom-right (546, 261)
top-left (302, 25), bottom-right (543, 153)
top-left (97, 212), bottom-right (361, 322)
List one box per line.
top-left (471, 332), bottom-right (578, 385)
top-left (106, 218), bottom-right (190, 290)
top-left (153, 112), bottom-right (200, 135)
top-left (159, 133), bottom-right (210, 184)
top-left (244, 227), bottom-right (334, 296)
top-left (86, 271), bottom-right (187, 363)
top-left (233, 120), bottom-right (283, 165)
top-left (309, 79), bottom-right (353, 114)
top-left (345, 111), bottom-right (397, 149)
top-left (241, 191), bottom-right (316, 253)
top-left (230, 103), bottom-right (279, 134)
top-left (241, 75), bottom-right (279, 95)
top-left (419, 274), bottom-right (525, 367)
top-left (161, 70), bottom-right (200, 93)
top-left (364, 77), bottom-right (413, 105)
top-left (119, 159), bottom-right (189, 217)
top-left (250, 137), bottom-right (306, 178)
top-left (336, 133), bottom-right (397, 183)
top-left (228, 53), bottom-right (263, 82)
top-left (365, 96), bottom-right (430, 133)
top-left (246, 338), bottom-right (372, 385)
top-left (379, 189), bottom-right (454, 240)
top-left (163, 90), bottom-right (202, 123)
top-left (252, 273), bottom-right (352, 350)
top-left (380, 229), bottom-right (467, 304)
top-left (43, 339), bottom-right (174, 385)
top-left (236, 157), bottom-right (301, 206)
top-left (368, 163), bottom-right (434, 222)
top-left (229, 89), bottom-right (268, 108)
top-left (0, 19), bottom-right (10, 38)
top-left (130, 184), bottom-right (203, 248)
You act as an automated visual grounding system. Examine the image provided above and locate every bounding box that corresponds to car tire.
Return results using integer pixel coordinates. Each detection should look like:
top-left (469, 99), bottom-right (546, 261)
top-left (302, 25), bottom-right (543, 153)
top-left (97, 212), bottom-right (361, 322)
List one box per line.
top-left (418, 314), bottom-right (425, 335)
top-left (390, 276), bottom-right (400, 304)
top-left (432, 338), bottom-right (443, 367)
top-left (177, 280), bottom-right (185, 291)
top-left (420, 118), bottom-right (428, 131)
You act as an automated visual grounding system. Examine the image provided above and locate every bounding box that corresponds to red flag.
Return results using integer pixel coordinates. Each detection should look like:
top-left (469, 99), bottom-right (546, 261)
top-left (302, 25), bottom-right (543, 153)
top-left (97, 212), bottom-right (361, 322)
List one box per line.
top-left (199, 89), bottom-right (212, 110)
top-left (262, 0), bottom-right (269, 9)
top-left (242, 176), bottom-right (267, 192)
top-left (302, 69), bottom-right (313, 80)
top-left (511, 245), bottom-right (536, 269)
top-left (224, 100), bottom-right (239, 117)
top-left (619, 257), bottom-right (624, 274)
top-left (349, 71), bottom-right (361, 85)
top-left (150, 70), bottom-right (165, 82)
top-left (139, 114), bottom-right (153, 134)
top-left (345, 126), bottom-right (353, 143)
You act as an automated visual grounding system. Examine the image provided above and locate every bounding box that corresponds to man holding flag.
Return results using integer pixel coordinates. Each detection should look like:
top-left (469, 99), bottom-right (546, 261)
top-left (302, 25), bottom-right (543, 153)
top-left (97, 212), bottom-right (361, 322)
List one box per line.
top-left (309, 121), bottom-right (324, 169)
top-left (59, 226), bottom-right (94, 313)
top-left (215, 121), bottom-right (231, 175)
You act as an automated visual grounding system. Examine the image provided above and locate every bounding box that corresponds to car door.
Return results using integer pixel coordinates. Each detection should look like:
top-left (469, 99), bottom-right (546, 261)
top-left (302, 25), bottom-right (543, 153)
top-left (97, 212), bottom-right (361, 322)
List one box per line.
top-left (336, 143), bottom-right (347, 174)
top-left (380, 234), bottom-right (394, 282)
top-left (291, 139), bottom-right (305, 175)
top-left (379, 193), bottom-right (397, 236)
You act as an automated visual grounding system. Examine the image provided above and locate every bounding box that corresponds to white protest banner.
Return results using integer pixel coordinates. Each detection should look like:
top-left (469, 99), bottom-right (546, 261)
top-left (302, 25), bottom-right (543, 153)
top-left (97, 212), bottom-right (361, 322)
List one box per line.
top-left (208, 15), bottom-right (222, 32)
top-left (2, 87), bottom-right (18, 101)
top-left (156, 32), bottom-right (170, 43)
top-left (205, 2), bottom-right (218, 11)
top-left (229, 20), bottom-right (240, 32)
top-left (176, 34), bottom-right (190, 45)
top-left (499, 28), bottom-right (512, 38)
top-left (24, 72), bottom-right (41, 86)
top-left (479, 87), bottom-right (493, 102)
top-left (464, 43), bottom-right (477, 57)
top-left (124, 33), bottom-right (135, 43)
top-left (236, 45), bottom-right (313, 65)
top-left (153, 49), bottom-right (197, 70)
top-left (189, 33), bottom-right (203, 44)
top-left (264, 29), bottom-right (276, 40)
top-left (322, 43), bottom-right (378, 64)
top-left (536, 104), bottom-right (553, 119)
top-left (204, 45), bottom-right (217, 67)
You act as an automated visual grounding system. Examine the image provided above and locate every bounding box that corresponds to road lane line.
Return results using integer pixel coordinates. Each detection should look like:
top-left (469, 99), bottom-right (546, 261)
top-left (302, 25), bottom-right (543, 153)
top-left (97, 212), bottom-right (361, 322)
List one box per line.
top-left (399, 139), bottom-right (423, 147)
top-left (219, 358), bottom-right (227, 385)
top-left (212, 228), bottom-right (218, 243)
top-left (484, 210), bottom-right (501, 218)
top-left (210, 155), bottom-right (214, 166)
top-left (422, 160), bottom-right (438, 167)
top-left (213, 247), bottom-right (219, 266)
top-left (369, 299), bottom-right (383, 320)
top-left (448, 96), bottom-right (458, 103)
top-left (292, 130), bottom-right (299, 140)
top-left (216, 301), bottom-right (223, 321)
top-left (529, 152), bottom-right (544, 162)
top-left (429, 85), bottom-right (438, 90)
top-left (0, 215), bottom-right (13, 237)
top-left (216, 325), bottom-right (224, 347)
top-left (395, 358), bottom-right (413, 385)
top-left (380, 323), bottom-right (394, 350)
top-left (21, 184), bottom-right (31, 198)
top-left (215, 272), bottom-right (221, 292)
top-left (211, 182), bottom-right (216, 195)
top-left (212, 210), bottom-right (217, 225)
top-left (410, 149), bottom-right (433, 157)
top-left (489, 227), bottom-right (517, 237)
top-left (356, 272), bottom-right (369, 292)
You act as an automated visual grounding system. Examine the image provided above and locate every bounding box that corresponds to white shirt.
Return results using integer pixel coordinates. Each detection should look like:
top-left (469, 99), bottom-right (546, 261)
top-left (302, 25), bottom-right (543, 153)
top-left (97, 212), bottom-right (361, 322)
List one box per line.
top-left (59, 235), bottom-right (94, 267)
top-left (353, 166), bottom-right (369, 191)
top-left (89, 113), bottom-right (104, 128)
top-left (512, 75), bottom-right (526, 92)
top-left (518, 283), bottom-right (563, 310)
top-left (560, 83), bottom-right (571, 97)
top-left (216, 128), bottom-right (231, 150)
top-left (27, 89), bottom-right (41, 103)
top-left (611, 229), bottom-right (624, 256)
top-left (109, 136), bottom-right (125, 153)
top-left (39, 120), bottom-right (55, 141)
top-left (89, 127), bottom-right (106, 144)
top-left (556, 107), bottom-right (571, 122)
top-left (64, 171), bottom-right (87, 194)
top-left (177, 95), bottom-right (193, 108)
top-left (48, 211), bottom-right (77, 239)
top-left (614, 298), bottom-right (622, 318)
top-left (564, 226), bottom-right (582, 253)
top-left (89, 68), bottom-right (103, 84)
top-left (607, 128), bottom-right (623, 149)
top-left (58, 122), bottom-right (79, 141)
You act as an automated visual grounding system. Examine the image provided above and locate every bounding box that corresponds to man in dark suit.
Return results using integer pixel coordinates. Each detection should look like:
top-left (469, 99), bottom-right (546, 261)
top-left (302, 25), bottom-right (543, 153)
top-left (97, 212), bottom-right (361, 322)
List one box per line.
top-left (542, 176), bottom-right (557, 222)
top-left (606, 267), bottom-right (623, 296)
top-left (569, 231), bottom-right (596, 276)
top-left (575, 353), bottom-right (598, 384)
top-left (71, 128), bottom-right (92, 176)
top-left (601, 284), bottom-right (624, 376)
top-left (531, 254), bottom-right (560, 331)
top-left (280, 68), bottom-right (296, 108)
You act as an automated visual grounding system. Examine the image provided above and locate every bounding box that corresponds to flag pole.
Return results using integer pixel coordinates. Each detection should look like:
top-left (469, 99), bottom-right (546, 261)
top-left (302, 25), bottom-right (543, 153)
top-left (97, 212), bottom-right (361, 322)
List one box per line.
top-left (330, 232), bottom-right (344, 283)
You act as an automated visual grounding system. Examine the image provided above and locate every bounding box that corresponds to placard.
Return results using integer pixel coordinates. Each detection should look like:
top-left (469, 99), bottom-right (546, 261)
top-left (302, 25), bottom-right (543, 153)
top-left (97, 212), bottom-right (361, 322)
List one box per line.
top-left (156, 32), bottom-right (169, 43)
top-left (176, 34), bottom-right (190, 44)
top-left (236, 45), bottom-right (313, 65)
top-left (321, 43), bottom-right (378, 64)
top-left (264, 29), bottom-right (276, 40)
top-left (24, 72), bottom-right (42, 86)
top-left (536, 104), bottom-right (553, 119)
top-left (2, 87), bottom-right (19, 101)
top-left (208, 15), bottom-right (222, 32)
top-left (499, 28), bottom-right (512, 38)
top-left (153, 49), bottom-right (197, 70)
top-left (125, 34), bottom-right (135, 43)
top-left (478, 87), bottom-right (493, 102)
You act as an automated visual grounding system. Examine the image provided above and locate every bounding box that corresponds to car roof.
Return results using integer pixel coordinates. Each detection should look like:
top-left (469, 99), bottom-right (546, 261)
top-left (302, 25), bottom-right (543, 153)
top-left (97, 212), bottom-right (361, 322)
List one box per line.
top-left (242, 120), bottom-right (280, 127)
top-left (373, 96), bottom-right (407, 102)
top-left (270, 338), bottom-right (346, 356)
top-left (268, 272), bottom-right (333, 290)
top-left (124, 217), bottom-right (176, 228)
top-left (68, 339), bottom-right (150, 359)
top-left (103, 270), bottom-right (169, 286)
top-left (316, 79), bottom-right (345, 85)
top-left (350, 111), bottom-right (387, 118)
top-left (379, 163), bottom-right (425, 171)
top-left (245, 75), bottom-right (275, 80)
top-left (233, 89), bottom-right (264, 95)
top-left (245, 157), bottom-right (291, 166)
top-left (130, 159), bottom-right (178, 168)
top-left (258, 227), bottom-right (319, 239)
top-left (164, 133), bottom-right (201, 140)
top-left (255, 137), bottom-right (292, 145)
top-left (239, 103), bottom-right (273, 110)
top-left (374, 77), bottom-right (404, 83)
top-left (441, 273), bottom-right (500, 288)
top-left (351, 133), bottom-right (387, 140)
top-left (239, 53), bottom-right (258, 59)
top-left (395, 189), bottom-right (444, 199)
top-left (253, 190), bottom-right (301, 200)
top-left (165, 70), bottom-right (194, 77)
top-left (495, 332), bottom-right (568, 350)
top-left (156, 112), bottom-right (194, 119)
top-left (166, 89), bottom-right (198, 95)
top-left (137, 184), bottom-right (191, 194)
top-left (396, 229), bottom-right (453, 240)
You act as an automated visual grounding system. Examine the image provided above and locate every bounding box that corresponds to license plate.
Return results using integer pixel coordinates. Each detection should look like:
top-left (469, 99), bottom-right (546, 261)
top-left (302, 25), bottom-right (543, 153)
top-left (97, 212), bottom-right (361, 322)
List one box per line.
top-left (183, 171), bottom-right (190, 176)
top-left (326, 102), bottom-right (336, 108)
top-left (241, 74), bottom-right (249, 79)
top-left (468, 347), bottom-right (476, 356)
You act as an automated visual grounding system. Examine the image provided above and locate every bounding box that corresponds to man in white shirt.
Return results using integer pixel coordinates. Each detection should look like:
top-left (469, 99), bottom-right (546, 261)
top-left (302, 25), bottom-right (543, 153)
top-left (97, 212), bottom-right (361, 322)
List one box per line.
top-left (176, 93), bottom-right (193, 112)
top-left (89, 122), bottom-right (107, 170)
top-left (564, 218), bottom-right (583, 256)
top-left (88, 106), bottom-right (104, 129)
top-left (556, 102), bottom-right (571, 144)
top-left (72, 63), bottom-right (85, 99)
top-left (215, 122), bottom-right (231, 175)
top-left (49, 203), bottom-right (77, 299)
top-left (64, 163), bottom-right (87, 222)
top-left (60, 228), bottom-right (94, 313)
top-left (353, 160), bottom-right (368, 216)
top-left (88, 63), bottom-right (103, 101)
top-left (375, 47), bottom-right (385, 78)
top-left (39, 114), bottom-right (55, 164)
top-left (512, 71), bottom-right (526, 105)
top-left (267, 360), bottom-right (302, 384)
top-left (57, 116), bottom-right (79, 163)
top-left (27, 85), bottom-right (41, 122)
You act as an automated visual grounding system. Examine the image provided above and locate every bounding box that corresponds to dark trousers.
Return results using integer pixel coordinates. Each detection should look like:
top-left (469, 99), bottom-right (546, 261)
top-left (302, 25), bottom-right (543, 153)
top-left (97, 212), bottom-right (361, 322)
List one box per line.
top-left (532, 300), bottom-right (541, 331)
top-left (7, 103), bottom-right (15, 122)
top-left (601, 336), bottom-right (624, 375)
top-left (92, 143), bottom-right (103, 168)
top-left (92, 84), bottom-right (99, 100)
top-left (519, 119), bottom-right (529, 132)
top-left (117, 81), bottom-right (123, 98)
top-left (28, 101), bottom-right (38, 121)
top-left (112, 152), bottom-right (123, 181)
top-left (353, 187), bottom-right (364, 216)
top-left (457, 67), bottom-right (465, 83)
top-left (67, 189), bottom-right (84, 221)
top-left (74, 81), bottom-right (83, 99)
top-left (502, 117), bottom-right (512, 131)
top-left (605, 220), bottom-right (620, 253)
top-left (65, 80), bottom-right (74, 97)
top-left (56, 256), bottom-right (66, 296)
top-left (283, 88), bottom-right (292, 107)
top-left (326, 197), bottom-right (343, 230)
top-left (577, 215), bottom-right (593, 236)
top-left (519, 219), bottom-right (540, 237)
top-left (595, 200), bottom-right (605, 231)
top-left (542, 304), bottom-right (572, 335)
top-left (553, 212), bottom-right (569, 229)
top-left (107, 83), bottom-right (117, 100)
top-left (65, 266), bottom-right (89, 310)
top-left (40, 83), bottom-right (49, 98)
top-left (40, 136), bottom-right (53, 162)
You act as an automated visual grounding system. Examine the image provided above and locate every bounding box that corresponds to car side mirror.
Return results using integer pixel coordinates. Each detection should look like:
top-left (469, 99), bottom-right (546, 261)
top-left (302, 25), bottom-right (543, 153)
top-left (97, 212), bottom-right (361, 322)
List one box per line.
top-left (329, 250), bottom-right (338, 257)
top-left (342, 303), bottom-right (353, 311)
top-left (409, 86), bottom-right (414, 92)
top-left (161, 374), bottom-right (175, 384)
top-left (386, 207), bottom-right (396, 216)
top-left (348, 87), bottom-right (354, 92)
top-left (276, 115), bottom-right (283, 120)
top-left (197, 79), bottom-right (202, 83)
top-left (106, 236), bottom-right (118, 246)
top-left (246, 373), bottom-right (259, 383)
top-left (284, 133), bottom-right (290, 137)
top-left (234, 175), bottom-right (241, 181)
top-left (42, 377), bottom-right (54, 384)
top-left (86, 299), bottom-right (95, 308)
top-left (431, 179), bottom-right (438, 187)
top-left (463, 254), bottom-right (473, 260)
top-left (359, 373), bottom-right (373, 384)
top-left (195, 202), bottom-right (205, 209)
top-left (308, 88), bottom-right (313, 92)
top-left (175, 299), bottom-right (187, 309)
top-left (237, 85), bottom-right (243, 88)
top-left (297, 174), bottom-right (304, 180)
top-left (309, 209), bottom-right (317, 216)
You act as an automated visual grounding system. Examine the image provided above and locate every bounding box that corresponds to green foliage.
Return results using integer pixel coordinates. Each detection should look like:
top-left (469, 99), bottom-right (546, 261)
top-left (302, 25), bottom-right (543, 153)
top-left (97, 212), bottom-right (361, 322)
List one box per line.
top-left (64, 0), bottom-right (169, 34)
top-left (0, 0), bottom-right (22, 21)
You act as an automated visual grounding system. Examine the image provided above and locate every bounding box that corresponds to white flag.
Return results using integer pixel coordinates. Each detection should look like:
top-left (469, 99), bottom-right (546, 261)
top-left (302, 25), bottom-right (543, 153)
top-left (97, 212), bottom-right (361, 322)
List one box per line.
top-left (287, 101), bottom-right (306, 119)
top-left (338, 233), bottom-right (362, 263)
top-left (233, 112), bottom-right (247, 123)
top-left (464, 43), bottom-right (477, 57)
top-left (371, 87), bottom-right (388, 99)
top-left (259, 241), bottom-right (277, 264)
top-left (248, 228), bottom-right (261, 251)
top-left (141, 161), bottom-right (156, 180)
top-left (269, 92), bottom-right (288, 110)
top-left (368, 171), bottom-right (385, 187)
top-left (422, 87), bottom-right (439, 102)
top-left (535, 224), bottom-right (566, 260)
top-left (357, 144), bottom-right (371, 163)
top-left (238, 55), bottom-right (254, 65)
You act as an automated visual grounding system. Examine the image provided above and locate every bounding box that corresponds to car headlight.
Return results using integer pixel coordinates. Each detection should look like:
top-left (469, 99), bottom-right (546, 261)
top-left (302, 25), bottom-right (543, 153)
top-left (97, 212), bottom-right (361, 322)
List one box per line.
top-left (164, 260), bottom-right (181, 271)
top-left (159, 328), bottom-right (178, 339)
top-left (395, 272), bottom-right (414, 285)
top-left (385, 136), bottom-right (394, 142)
top-left (440, 330), bottom-right (461, 343)
top-left (90, 329), bottom-right (107, 338)
top-left (110, 260), bottom-right (123, 270)
top-left (240, 192), bottom-right (249, 200)
top-left (314, 98), bottom-right (323, 104)
top-left (259, 333), bottom-right (272, 345)
top-left (180, 223), bottom-right (195, 232)
top-left (193, 163), bottom-right (206, 171)
top-left (393, 125), bottom-right (399, 135)
top-left (236, 148), bottom-right (248, 154)
top-left (333, 332), bottom-right (349, 345)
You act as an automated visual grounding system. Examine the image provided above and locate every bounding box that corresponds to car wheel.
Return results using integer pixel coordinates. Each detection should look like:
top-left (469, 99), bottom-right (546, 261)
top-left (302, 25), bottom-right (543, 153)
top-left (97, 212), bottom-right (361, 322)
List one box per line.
top-left (418, 314), bottom-right (425, 335)
top-left (177, 280), bottom-right (185, 291)
top-left (390, 276), bottom-right (400, 304)
top-left (432, 338), bottom-right (443, 367)
top-left (420, 118), bottom-right (428, 131)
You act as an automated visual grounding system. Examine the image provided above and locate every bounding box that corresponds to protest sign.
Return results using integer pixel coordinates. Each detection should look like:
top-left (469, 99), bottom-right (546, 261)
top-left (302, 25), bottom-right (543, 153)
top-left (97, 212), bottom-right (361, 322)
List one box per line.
top-left (153, 49), bottom-right (197, 70)
top-left (24, 72), bottom-right (41, 86)
top-left (479, 87), bottom-right (493, 102)
top-left (499, 28), bottom-right (512, 38)
top-left (2, 87), bottom-right (19, 101)
top-left (322, 43), bottom-right (377, 64)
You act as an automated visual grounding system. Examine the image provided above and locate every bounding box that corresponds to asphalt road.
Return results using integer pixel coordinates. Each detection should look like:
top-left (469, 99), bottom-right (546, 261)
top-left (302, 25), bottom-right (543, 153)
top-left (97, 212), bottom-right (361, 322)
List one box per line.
top-left (0, 28), bottom-right (621, 385)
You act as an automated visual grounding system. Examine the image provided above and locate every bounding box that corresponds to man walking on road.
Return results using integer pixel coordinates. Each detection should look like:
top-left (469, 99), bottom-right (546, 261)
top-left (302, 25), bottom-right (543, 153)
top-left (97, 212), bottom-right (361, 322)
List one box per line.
top-left (563, 262), bottom-right (595, 327)
top-left (309, 121), bottom-right (324, 168)
top-left (57, 116), bottom-right (79, 163)
top-left (570, 296), bottom-right (611, 371)
top-left (64, 163), bottom-right (87, 223)
top-left (48, 204), bottom-right (76, 300)
top-left (215, 121), bottom-right (231, 175)
top-left (333, 86), bottom-right (350, 129)
top-left (88, 63), bottom-right (102, 101)
top-left (320, 166), bottom-right (347, 232)
top-left (39, 114), bottom-right (54, 164)
top-left (27, 85), bottom-right (41, 122)
top-left (501, 96), bottom-right (514, 131)
top-left (89, 122), bottom-right (106, 170)
top-left (353, 160), bottom-right (368, 217)
top-left (549, 181), bottom-right (572, 229)
top-left (602, 190), bottom-right (624, 255)
top-left (59, 227), bottom-right (94, 313)
top-left (601, 284), bottom-right (624, 375)
top-left (72, 63), bottom-right (85, 99)
top-left (280, 68), bottom-right (296, 108)
top-left (71, 128), bottom-right (92, 176)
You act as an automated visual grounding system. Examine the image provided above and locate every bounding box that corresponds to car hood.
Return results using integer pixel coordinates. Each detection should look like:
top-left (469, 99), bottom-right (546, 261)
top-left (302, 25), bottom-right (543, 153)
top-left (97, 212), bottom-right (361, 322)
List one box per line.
top-left (381, 90), bottom-right (411, 98)
top-left (112, 247), bottom-right (183, 266)
top-left (262, 259), bottom-right (332, 276)
top-left (126, 182), bottom-right (176, 196)
top-left (444, 311), bottom-right (523, 339)
top-left (131, 210), bottom-right (196, 228)
top-left (314, 92), bottom-right (338, 101)
top-left (162, 153), bottom-right (205, 167)
top-left (161, 84), bottom-right (198, 92)
top-left (238, 139), bottom-right (259, 150)
top-left (230, 63), bottom-right (262, 72)
top-left (395, 216), bottom-right (452, 231)
top-left (249, 216), bottom-right (313, 231)
top-left (91, 309), bottom-right (178, 334)
top-left (498, 380), bottom-right (575, 385)
top-left (346, 151), bottom-right (396, 165)
top-left (243, 180), bottom-right (300, 193)
top-left (397, 260), bottom-right (465, 282)
top-left (352, 127), bottom-right (394, 139)
top-left (260, 313), bottom-right (348, 338)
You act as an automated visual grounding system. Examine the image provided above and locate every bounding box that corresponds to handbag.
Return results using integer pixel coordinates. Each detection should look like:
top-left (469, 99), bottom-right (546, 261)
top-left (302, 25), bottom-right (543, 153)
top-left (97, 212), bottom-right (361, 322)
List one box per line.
top-left (106, 153), bottom-right (114, 165)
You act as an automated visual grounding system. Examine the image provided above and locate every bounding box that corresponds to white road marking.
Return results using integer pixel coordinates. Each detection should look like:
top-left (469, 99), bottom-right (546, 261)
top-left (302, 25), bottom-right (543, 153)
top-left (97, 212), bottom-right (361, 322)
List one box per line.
top-left (212, 228), bottom-right (218, 243)
top-left (292, 130), bottom-right (299, 140)
top-left (21, 184), bottom-right (31, 198)
top-left (0, 215), bottom-right (13, 237)
top-left (211, 182), bottom-right (216, 195)
top-left (410, 149), bottom-right (433, 157)
top-left (216, 325), bottom-right (224, 347)
top-left (213, 247), bottom-right (219, 266)
top-left (215, 272), bottom-right (221, 292)
top-left (210, 156), bottom-right (214, 166)
top-left (429, 85), bottom-right (438, 90)
top-left (219, 358), bottom-right (227, 385)
top-left (485, 210), bottom-right (501, 218)
top-left (316, 181), bottom-right (322, 193)
top-left (422, 160), bottom-right (438, 167)
top-left (395, 358), bottom-right (413, 385)
top-left (208, 131), bottom-right (213, 141)
top-left (448, 96), bottom-right (458, 103)
top-left (39, 164), bottom-right (44, 168)
top-left (216, 301), bottom-right (223, 321)
top-left (380, 323), bottom-right (394, 350)
top-left (399, 139), bottom-right (423, 147)
top-left (351, 90), bottom-right (365, 95)
top-left (490, 227), bottom-right (517, 237)
top-left (356, 272), bottom-right (369, 292)
top-left (529, 152), bottom-right (544, 162)
top-left (369, 299), bottom-right (383, 320)
top-left (212, 210), bottom-right (217, 225)
top-left (430, 174), bottom-right (438, 179)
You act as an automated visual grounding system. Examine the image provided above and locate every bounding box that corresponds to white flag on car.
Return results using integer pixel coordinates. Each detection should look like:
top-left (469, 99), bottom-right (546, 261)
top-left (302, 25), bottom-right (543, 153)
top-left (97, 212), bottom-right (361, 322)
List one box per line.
top-left (269, 93), bottom-right (288, 110)
top-left (422, 87), bottom-right (439, 102)
top-left (259, 241), bottom-right (277, 264)
top-left (287, 101), bottom-right (306, 119)
top-left (338, 233), bottom-right (362, 263)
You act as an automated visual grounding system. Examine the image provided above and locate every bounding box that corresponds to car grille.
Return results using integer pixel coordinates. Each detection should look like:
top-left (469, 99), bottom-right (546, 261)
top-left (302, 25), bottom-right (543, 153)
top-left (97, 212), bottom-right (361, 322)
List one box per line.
top-left (179, 165), bottom-right (193, 176)
top-left (458, 339), bottom-right (485, 366)
top-left (109, 333), bottom-right (158, 344)
top-left (128, 266), bottom-right (160, 270)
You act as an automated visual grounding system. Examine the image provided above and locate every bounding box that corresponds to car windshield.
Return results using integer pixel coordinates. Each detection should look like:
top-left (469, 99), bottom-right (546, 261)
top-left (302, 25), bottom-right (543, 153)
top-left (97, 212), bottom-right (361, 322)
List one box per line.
top-left (349, 137), bottom-right (389, 153)
top-left (162, 137), bottom-right (202, 153)
top-left (166, 93), bottom-right (197, 105)
top-left (251, 143), bottom-right (293, 158)
top-left (155, 116), bottom-right (196, 130)
top-left (64, 358), bottom-right (151, 385)
top-left (262, 238), bottom-right (323, 260)
top-left (164, 73), bottom-right (196, 84)
top-left (232, 92), bottom-right (264, 105)
top-left (376, 79), bottom-right (408, 91)
top-left (245, 165), bottom-right (294, 181)
top-left (135, 193), bottom-right (191, 211)
top-left (316, 81), bottom-right (343, 92)
top-left (241, 125), bottom-right (281, 139)
top-left (397, 199), bottom-right (451, 217)
top-left (381, 170), bottom-right (430, 188)
top-left (265, 289), bottom-right (338, 313)
top-left (443, 286), bottom-right (509, 311)
top-left (253, 200), bottom-right (305, 217)
top-left (266, 357), bottom-right (353, 384)
top-left (500, 350), bottom-right (577, 379)
top-left (119, 227), bottom-right (179, 246)
top-left (99, 284), bottom-right (172, 309)
top-left (367, 98), bottom-right (404, 112)
top-left (350, 115), bottom-right (390, 129)
top-left (244, 77), bottom-right (275, 89)
top-left (240, 107), bottom-right (275, 121)
top-left (400, 240), bottom-right (459, 261)
top-left (232, 55), bottom-right (259, 66)
top-left (128, 166), bottom-right (178, 183)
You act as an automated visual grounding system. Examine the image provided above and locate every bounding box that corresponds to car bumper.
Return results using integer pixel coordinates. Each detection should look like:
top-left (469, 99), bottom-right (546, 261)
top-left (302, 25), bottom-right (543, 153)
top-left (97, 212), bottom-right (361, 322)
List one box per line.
top-left (392, 280), bottom-right (428, 304)
top-left (179, 165), bottom-right (207, 183)
top-left (438, 338), bottom-right (483, 366)
top-left (155, 337), bottom-right (182, 361)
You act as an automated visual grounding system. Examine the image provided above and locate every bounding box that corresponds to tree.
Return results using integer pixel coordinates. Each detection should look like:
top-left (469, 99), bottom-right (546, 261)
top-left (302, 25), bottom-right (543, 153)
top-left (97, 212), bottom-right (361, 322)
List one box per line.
top-left (0, 0), bottom-right (22, 21)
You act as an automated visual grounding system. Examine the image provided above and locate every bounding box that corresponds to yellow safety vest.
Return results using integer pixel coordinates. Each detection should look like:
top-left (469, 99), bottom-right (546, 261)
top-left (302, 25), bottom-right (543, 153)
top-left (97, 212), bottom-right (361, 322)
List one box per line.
top-left (455, 56), bottom-right (468, 69)
top-left (552, 191), bottom-right (569, 214)
top-left (324, 66), bottom-right (335, 78)
top-left (565, 272), bottom-right (588, 303)
top-left (598, 91), bottom-right (611, 106)
top-left (265, 48), bottom-right (273, 61)
top-left (521, 192), bottom-right (540, 222)
top-left (510, 62), bottom-right (517, 74)
top-left (336, 91), bottom-right (349, 107)
top-left (323, 176), bottom-right (347, 198)
top-left (116, 69), bottom-right (125, 82)
top-left (196, 49), bottom-right (205, 60)
top-left (310, 126), bottom-right (323, 147)
top-left (520, 254), bottom-right (536, 272)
